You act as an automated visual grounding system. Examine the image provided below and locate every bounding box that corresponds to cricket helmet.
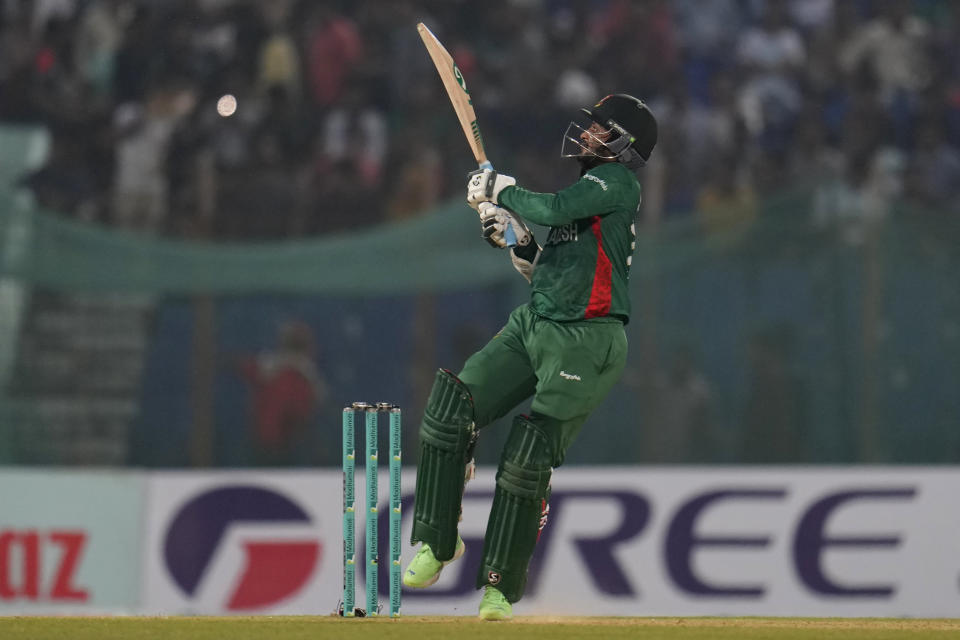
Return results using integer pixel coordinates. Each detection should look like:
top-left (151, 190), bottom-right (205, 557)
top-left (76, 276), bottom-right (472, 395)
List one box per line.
top-left (581, 94), bottom-right (658, 162)
top-left (560, 94), bottom-right (657, 170)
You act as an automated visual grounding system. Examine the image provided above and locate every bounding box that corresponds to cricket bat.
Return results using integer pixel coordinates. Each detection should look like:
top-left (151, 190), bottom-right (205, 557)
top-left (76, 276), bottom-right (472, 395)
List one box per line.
top-left (417, 21), bottom-right (516, 247)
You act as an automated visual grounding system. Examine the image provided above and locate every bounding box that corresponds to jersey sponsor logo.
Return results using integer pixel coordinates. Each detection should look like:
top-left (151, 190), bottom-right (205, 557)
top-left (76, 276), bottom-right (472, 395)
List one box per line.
top-left (559, 370), bottom-right (582, 382)
top-left (545, 223), bottom-right (579, 245)
top-left (584, 174), bottom-right (608, 191)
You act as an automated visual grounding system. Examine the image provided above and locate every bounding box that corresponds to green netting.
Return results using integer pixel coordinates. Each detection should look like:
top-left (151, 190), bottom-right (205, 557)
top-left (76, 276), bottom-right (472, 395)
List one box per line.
top-left (0, 195), bottom-right (514, 295)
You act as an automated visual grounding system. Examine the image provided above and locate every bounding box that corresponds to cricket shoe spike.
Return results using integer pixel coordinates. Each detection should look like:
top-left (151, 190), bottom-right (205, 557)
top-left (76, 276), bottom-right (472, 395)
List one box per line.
top-left (478, 585), bottom-right (512, 621)
top-left (402, 536), bottom-right (465, 588)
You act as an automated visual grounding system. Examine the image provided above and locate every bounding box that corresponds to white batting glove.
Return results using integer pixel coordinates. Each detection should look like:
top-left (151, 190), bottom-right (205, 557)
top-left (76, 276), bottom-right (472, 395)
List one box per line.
top-left (510, 244), bottom-right (540, 283)
top-left (478, 202), bottom-right (532, 249)
top-left (467, 169), bottom-right (515, 211)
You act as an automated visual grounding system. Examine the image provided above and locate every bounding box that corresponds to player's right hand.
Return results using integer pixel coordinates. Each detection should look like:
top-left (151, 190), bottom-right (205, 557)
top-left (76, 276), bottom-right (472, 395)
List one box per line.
top-left (478, 202), bottom-right (532, 249)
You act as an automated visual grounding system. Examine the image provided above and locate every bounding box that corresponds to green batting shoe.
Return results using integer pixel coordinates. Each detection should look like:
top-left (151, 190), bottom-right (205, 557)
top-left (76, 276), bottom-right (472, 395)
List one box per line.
top-left (402, 536), bottom-right (465, 588)
top-left (478, 585), bottom-right (512, 621)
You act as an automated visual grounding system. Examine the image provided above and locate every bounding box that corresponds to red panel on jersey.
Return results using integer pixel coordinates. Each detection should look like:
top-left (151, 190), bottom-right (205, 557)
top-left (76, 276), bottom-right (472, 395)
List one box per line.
top-left (585, 216), bottom-right (612, 318)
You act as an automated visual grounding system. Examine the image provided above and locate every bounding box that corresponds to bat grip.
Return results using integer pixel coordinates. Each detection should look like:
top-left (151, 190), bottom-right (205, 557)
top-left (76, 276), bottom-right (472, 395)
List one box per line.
top-left (503, 225), bottom-right (517, 248)
top-left (479, 161), bottom-right (516, 247)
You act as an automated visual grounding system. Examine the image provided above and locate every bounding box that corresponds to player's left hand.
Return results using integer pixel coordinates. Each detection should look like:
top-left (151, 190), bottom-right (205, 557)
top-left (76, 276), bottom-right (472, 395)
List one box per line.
top-left (478, 202), bottom-right (532, 249)
top-left (467, 169), bottom-right (515, 210)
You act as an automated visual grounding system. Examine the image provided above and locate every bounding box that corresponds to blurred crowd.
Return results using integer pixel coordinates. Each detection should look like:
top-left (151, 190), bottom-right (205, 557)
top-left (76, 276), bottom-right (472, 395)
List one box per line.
top-left (1, 0), bottom-right (959, 240)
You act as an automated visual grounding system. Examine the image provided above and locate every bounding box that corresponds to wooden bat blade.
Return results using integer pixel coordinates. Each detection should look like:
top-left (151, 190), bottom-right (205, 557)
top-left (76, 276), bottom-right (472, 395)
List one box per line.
top-left (417, 22), bottom-right (513, 245)
top-left (417, 22), bottom-right (489, 167)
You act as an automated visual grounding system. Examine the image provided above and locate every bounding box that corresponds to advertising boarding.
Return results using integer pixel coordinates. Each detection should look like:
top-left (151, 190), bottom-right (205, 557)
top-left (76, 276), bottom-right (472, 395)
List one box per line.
top-left (138, 467), bottom-right (960, 617)
top-left (141, 471), bottom-right (336, 614)
top-left (3, 467), bottom-right (955, 616)
top-left (0, 469), bottom-right (143, 614)
top-left (423, 467), bottom-right (960, 617)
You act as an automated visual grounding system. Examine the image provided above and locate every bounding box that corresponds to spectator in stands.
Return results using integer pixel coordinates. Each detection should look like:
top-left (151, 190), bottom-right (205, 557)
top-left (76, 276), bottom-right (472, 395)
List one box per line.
top-left (904, 118), bottom-right (960, 209)
top-left (648, 81), bottom-right (700, 216)
top-left (302, 5), bottom-right (362, 109)
top-left (673, 0), bottom-right (743, 104)
top-left (74, 0), bottom-right (129, 99)
top-left (736, 0), bottom-right (806, 156)
top-left (256, 1), bottom-right (301, 100)
top-left (110, 77), bottom-right (194, 233)
top-left (111, 4), bottom-right (155, 103)
top-left (840, 0), bottom-right (931, 105)
top-left (787, 0), bottom-right (835, 36)
top-left (696, 157), bottom-right (757, 237)
top-left (235, 320), bottom-right (327, 467)
top-left (19, 126), bottom-right (101, 221)
top-left (704, 71), bottom-right (749, 165)
top-left (839, 0), bottom-right (932, 147)
top-left (386, 127), bottom-right (442, 222)
top-left (318, 79), bottom-right (387, 190)
top-left (27, 15), bottom-right (90, 126)
top-left (656, 78), bottom-right (717, 188)
top-left (929, 3), bottom-right (960, 146)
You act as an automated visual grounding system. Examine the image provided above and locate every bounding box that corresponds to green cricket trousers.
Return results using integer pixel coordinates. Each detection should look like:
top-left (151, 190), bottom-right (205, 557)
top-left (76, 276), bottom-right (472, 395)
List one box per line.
top-left (457, 303), bottom-right (628, 466)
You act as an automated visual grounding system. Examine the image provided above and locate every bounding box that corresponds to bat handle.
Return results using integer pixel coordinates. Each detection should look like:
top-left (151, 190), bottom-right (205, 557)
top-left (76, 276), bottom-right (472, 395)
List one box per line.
top-left (503, 223), bottom-right (518, 248)
top-left (479, 161), bottom-right (517, 247)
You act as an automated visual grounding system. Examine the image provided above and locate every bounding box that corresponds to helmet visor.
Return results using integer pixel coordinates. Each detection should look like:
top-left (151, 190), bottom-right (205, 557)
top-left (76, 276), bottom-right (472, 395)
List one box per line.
top-left (560, 121), bottom-right (618, 160)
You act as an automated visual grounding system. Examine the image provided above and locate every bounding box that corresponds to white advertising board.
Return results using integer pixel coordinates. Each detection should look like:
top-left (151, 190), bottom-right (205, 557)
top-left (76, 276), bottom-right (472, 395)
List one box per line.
top-left (0, 468), bottom-right (143, 614)
top-left (142, 470), bottom-right (344, 615)
top-left (139, 467), bottom-right (960, 617)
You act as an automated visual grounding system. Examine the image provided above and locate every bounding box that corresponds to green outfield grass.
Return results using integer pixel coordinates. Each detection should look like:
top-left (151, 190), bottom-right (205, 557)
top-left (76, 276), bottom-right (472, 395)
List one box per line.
top-left (3, 617), bottom-right (960, 640)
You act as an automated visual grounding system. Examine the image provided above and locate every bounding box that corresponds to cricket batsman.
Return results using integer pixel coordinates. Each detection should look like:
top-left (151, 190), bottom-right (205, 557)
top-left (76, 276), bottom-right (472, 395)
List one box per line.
top-left (403, 94), bottom-right (658, 620)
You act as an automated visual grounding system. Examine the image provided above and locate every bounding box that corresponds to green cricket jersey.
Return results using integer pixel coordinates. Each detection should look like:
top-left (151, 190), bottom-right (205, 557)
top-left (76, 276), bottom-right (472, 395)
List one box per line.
top-left (498, 161), bottom-right (642, 323)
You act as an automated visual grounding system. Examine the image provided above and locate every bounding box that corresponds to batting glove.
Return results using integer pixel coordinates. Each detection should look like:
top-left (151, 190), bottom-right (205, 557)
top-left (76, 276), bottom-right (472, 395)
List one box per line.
top-left (478, 202), bottom-right (532, 249)
top-left (467, 169), bottom-right (515, 211)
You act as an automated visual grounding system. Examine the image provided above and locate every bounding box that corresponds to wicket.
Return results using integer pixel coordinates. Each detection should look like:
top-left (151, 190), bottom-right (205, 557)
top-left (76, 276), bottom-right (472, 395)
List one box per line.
top-left (342, 401), bottom-right (402, 617)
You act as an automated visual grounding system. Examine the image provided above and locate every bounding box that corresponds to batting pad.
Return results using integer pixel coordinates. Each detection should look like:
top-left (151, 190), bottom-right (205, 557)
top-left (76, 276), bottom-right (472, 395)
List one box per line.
top-left (476, 415), bottom-right (553, 602)
top-left (410, 369), bottom-right (476, 561)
